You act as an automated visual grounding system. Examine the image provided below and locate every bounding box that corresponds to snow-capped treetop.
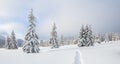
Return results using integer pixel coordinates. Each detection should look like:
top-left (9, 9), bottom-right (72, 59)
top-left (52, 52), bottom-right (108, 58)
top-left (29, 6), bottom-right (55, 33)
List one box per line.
top-left (85, 24), bottom-right (89, 31)
top-left (87, 25), bottom-right (92, 37)
top-left (79, 24), bottom-right (84, 38)
top-left (51, 23), bottom-right (57, 39)
top-left (52, 23), bottom-right (57, 31)
top-left (28, 9), bottom-right (36, 23)
top-left (11, 30), bottom-right (15, 39)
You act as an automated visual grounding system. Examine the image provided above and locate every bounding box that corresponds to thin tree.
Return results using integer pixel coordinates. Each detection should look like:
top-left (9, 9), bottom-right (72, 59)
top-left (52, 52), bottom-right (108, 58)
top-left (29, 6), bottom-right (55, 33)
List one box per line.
top-left (5, 36), bottom-right (11, 49)
top-left (49, 23), bottom-right (59, 48)
top-left (94, 33), bottom-right (101, 44)
top-left (77, 25), bottom-right (86, 47)
top-left (10, 30), bottom-right (18, 49)
top-left (86, 25), bottom-right (94, 46)
top-left (23, 9), bottom-right (40, 53)
top-left (104, 33), bottom-right (109, 42)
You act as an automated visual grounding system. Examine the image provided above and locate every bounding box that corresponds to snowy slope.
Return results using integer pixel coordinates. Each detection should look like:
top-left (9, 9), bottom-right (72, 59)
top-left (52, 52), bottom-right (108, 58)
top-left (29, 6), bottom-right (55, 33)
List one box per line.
top-left (0, 46), bottom-right (78, 64)
top-left (0, 41), bottom-right (120, 64)
top-left (80, 41), bottom-right (120, 64)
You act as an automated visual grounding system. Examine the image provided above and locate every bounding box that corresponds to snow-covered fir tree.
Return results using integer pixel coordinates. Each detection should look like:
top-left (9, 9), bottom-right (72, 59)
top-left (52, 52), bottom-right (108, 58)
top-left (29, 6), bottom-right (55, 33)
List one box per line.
top-left (114, 33), bottom-right (120, 41)
top-left (73, 51), bottom-right (81, 64)
top-left (4, 30), bottom-right (18, 49)
top-left (4, 36), bottom-right (11, 49)
top-left (100, 34), bottom-right (105, 42)
top-left (10, 30), bottom-right (18, 49)
top-left (49, 23), bottom-right (59, 48)
top-left (86, 25), bottom-right (94, 46)
top-left (23, 9), bottom-right (40, 53)
top-left (111, 32), bottom-right (120, 41)
top-left (77, 25), bottom-right (85, 46)
top-left (77, 25), bottom-right (94, 47)
top-left (94, 33), bottom-right (101, 44)
top-left (104, 33), bottom-right (109, 42)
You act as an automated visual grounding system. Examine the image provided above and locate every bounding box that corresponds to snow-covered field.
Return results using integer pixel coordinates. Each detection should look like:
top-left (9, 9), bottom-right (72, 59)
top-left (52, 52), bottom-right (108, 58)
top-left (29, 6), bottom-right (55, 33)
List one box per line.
top-left (0, 41), bottom-right (120, 64)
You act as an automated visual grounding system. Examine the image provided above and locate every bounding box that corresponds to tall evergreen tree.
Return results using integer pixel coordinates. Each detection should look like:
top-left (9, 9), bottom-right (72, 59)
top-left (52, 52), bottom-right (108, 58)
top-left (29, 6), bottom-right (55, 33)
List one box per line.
top-left (77, 25), bottom-right (86, 47)
top-left (77, 25), bottom-right (94, 47)
top-left (104, 33), bottom-right (109, 42)
top-left (10, 30), bottom-right (18, 49)
top-left (49, 23), bottom-right (59, 48)
top-left (86, 25), bottom-right (94, 46)
top-left (94, 33), bottom-right (101, 44)
top-left (23, 9), bottom-right (40, 53)
top-left (5, 36), bottom-right (11, 49)
top-left (5, 30), bottom-right (18, 49)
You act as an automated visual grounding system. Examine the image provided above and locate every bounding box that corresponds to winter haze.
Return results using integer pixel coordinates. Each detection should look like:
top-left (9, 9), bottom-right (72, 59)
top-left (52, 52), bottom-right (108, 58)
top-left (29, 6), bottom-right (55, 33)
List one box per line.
top-left (0, 0), bottom-right (120, 40)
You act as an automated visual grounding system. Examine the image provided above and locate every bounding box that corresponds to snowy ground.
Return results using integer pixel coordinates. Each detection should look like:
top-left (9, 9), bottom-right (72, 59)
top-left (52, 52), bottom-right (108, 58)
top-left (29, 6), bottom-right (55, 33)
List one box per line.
top-left (0, 41), bottom-right (120, 64)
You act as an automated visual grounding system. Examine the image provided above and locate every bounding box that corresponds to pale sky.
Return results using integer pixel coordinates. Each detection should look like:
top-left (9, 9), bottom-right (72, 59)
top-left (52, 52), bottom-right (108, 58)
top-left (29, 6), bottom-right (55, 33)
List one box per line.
top-left (0, 0), bottom-right (120, 40)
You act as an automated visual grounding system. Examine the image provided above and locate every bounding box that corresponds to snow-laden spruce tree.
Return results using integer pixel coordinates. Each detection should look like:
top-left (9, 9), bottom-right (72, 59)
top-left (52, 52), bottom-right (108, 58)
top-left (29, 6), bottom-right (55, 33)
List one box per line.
top-left (94, 33), bottom-right (101, 44)
top-left (5, 36), bottom-right (11, 49)
top-left (23, 9), bottom-right (40, 53)
top-left (104, 33), bottom-right (109, 42)
top-left (86, 25), bottom-right (94, 46)
top-left (77, 25), bottom-right (94, 47)
top-left (111, 33), bottom-right (120, 41)
top-left (49, 23), bottom-right (59, 48)
top-left (73, 51), bottom-right (81, 64)
top-left (114, 33), bottom-right (120, 41)
top-left (77, 25), bottom-right (86, 47)
top-left (5, 30), bottom-right (18, 49)
top-left (10, 30), bottom-right (18, 49)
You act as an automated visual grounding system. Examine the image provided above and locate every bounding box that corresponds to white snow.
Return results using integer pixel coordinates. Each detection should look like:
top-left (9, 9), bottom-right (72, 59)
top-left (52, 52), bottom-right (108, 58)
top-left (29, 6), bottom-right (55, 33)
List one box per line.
top-left (0, 41), bottom-right (120, 64)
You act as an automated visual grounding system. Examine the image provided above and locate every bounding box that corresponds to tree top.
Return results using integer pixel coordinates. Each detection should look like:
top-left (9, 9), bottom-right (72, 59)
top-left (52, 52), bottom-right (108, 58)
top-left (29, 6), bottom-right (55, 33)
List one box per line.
top-left (28, 8), bottom-right (36, 23)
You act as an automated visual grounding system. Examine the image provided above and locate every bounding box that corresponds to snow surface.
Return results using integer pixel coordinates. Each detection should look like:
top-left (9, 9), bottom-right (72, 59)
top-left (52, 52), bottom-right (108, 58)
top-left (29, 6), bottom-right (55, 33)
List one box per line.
top-left (0, 41), bottom-right (120, 64)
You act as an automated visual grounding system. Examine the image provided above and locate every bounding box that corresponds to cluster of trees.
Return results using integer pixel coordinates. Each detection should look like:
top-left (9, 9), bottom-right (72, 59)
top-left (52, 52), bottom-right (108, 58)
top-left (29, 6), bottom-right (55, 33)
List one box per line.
top-left (40, 35), bottom-right (75, 47)
top-left (4, 30), bottom-right (18, 49)
top-left (40, 30), bottom-right (120, 48)
top-left (22, 9), bottom-right (94, 53)
top-left (94, 32), bottom-right (120, 43)
top-left (2, 9), bottom-right (120, 53)
top-left (40, 25), bottom-right (94, 47)
top-left (77, 25), bottom-right (93, 47)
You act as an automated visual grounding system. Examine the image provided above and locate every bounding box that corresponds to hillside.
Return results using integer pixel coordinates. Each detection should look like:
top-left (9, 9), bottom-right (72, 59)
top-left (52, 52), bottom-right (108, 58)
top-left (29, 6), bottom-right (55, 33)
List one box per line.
top-left (0, 41), bottom-right (120, 64)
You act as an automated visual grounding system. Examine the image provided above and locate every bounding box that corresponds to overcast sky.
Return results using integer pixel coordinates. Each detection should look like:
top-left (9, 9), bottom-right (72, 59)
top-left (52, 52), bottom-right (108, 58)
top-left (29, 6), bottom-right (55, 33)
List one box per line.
top-left (0, 0), bottom-right (120, 40)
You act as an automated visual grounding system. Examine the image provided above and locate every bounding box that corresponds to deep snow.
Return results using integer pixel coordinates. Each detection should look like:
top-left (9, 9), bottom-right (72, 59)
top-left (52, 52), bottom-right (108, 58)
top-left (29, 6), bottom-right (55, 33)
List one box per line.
top-left (0, 41), bottom-right (120, 64)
